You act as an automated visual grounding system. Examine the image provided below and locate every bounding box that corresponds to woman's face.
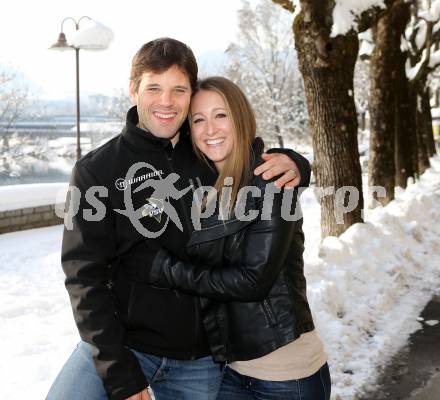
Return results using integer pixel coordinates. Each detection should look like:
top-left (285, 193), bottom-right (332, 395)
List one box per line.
top-left (190, 90), bottom-right (234, 171)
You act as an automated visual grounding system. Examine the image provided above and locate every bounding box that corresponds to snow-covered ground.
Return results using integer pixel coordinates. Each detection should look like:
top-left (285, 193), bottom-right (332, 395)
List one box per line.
top-left (0, 157), bottom-right (439, 399)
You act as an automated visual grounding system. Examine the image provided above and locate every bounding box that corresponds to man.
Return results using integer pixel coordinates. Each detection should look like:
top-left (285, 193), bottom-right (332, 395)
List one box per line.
top-left (47, 38), bottom-right (310, 400)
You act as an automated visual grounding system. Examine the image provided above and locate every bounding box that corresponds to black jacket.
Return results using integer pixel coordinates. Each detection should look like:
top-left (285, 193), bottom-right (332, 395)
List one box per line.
top-left (149, 138), bottom-right (315, 362)
top-left (62, 107), bottom-right (217, 399)
top-left (62, 107), bottom-right (311, 399)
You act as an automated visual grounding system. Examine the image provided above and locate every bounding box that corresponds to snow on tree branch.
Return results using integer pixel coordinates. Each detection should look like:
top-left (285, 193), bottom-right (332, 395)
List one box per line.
top-left (406, 48), bottom-right (429, 80)
top-left (404, 0), bottom-right (440, 82)
top-left (428, 47), bottom-right (440, 70)
top-left (331, 0), bottom-right (387, 37)
top-left (419, 0), bottom-right (440, 22)
top-left (359, 29), bottom-right (375, 59)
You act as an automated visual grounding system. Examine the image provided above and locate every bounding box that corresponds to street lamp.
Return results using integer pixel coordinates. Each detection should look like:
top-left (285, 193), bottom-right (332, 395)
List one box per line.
top-left (49, 17), bottom-right (113, 160)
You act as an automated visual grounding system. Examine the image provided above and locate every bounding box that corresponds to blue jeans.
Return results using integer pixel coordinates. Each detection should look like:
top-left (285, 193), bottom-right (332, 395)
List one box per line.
top-left (46, 341), bottom-right (222, 400)
top-left (217, 363), bottom-right (331, 400)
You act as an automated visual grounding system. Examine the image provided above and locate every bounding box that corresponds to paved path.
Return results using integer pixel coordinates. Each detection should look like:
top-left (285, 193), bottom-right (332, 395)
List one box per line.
top-left (358, 295), bottom-right (440, 399)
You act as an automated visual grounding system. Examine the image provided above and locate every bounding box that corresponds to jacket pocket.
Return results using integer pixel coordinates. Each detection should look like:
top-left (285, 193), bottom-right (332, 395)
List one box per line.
top-left (261, 299), bottom-right (277, 327)
top-left (126, 281), bottom-right (174, 330)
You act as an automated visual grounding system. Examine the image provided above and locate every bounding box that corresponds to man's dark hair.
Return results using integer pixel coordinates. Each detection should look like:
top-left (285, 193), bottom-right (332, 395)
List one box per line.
top-left (130, 37), bottom-right (198, 92)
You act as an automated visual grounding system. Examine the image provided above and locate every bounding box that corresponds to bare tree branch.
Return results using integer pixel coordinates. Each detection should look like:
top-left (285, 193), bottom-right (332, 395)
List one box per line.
top-left (271, 0), bottom-right (295, 14)
top-left (227, 0), bottom-right (308, 145)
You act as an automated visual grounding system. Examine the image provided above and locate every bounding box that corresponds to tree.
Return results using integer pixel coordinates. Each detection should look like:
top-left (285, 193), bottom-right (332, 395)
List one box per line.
top-left (394, 2), bottom-right (416, 189)
top-left (360, 0), bottom-right (440, 197)
top-left (0, 67), bottom-right (28, 152)
top-left (272, 0), bottom-right (390, 237)
top-left (354, 57), bottom-right (370, 134)
top-left (226, 0), bottom-right (308, 148)
top-left (404, 0), bottom-right (440, 174)
top-left (100, 88), bottom-right (132, 124)
top-left (368, 2), bottom-right (410, 205)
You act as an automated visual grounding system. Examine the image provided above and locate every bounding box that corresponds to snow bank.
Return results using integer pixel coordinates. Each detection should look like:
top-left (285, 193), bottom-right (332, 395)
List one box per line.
top-left (0, 183), bottom-right (68, 211)
top-left (305, 156), bottom-right (440, 398)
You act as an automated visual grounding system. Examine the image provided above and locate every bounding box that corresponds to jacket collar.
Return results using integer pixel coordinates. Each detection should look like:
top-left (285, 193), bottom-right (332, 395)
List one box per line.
top-left (122, 106), bottom-right (190, 153)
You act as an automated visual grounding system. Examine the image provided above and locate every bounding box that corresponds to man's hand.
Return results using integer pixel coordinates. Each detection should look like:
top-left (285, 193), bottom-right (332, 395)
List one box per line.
top-left (126, 389), bottom-right (151, 400)
top-left (254, 152), bottom-right (301, 189)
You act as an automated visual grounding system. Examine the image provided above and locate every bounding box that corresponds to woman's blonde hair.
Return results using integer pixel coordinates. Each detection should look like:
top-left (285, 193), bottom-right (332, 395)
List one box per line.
top-left (190, 76), bottom-right (257, 216)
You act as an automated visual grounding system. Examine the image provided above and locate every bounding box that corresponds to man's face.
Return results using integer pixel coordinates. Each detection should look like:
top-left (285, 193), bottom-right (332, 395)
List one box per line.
top-left (129, 65), bottom-right (191, 144)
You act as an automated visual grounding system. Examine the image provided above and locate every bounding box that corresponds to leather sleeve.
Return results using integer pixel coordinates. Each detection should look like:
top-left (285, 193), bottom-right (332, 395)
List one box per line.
top-left (267, 147), bottom-right (311, 187)
top-left (62, 162), bottom-right (148, 400)
top-left (149, 183), bottom-right (300, 302)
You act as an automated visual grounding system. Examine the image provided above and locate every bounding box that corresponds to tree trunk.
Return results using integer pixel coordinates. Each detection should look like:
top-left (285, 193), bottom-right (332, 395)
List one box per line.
top-left (421, 87), bottom-right (436, 157)
top-left (275, 125), bottom-right (284, 147)
top-left (360, 112), bottom-right (366, 131)
top-left (293, 1), bottom-right (364, 238)
top-left (368, 12), bottom-right (398, 206)
top-left (408, 84), bottom-right (420, 178)
top-left (394, 52), bottom-right (416, 187)
top-left (393, 2), bottom-right (414, 188)
top-left (415, 79), bottom-right (431, 174)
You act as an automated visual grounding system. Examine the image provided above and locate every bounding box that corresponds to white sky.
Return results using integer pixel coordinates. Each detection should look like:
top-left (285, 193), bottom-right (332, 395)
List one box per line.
top-left (0, 0), bottom-right (240, 98)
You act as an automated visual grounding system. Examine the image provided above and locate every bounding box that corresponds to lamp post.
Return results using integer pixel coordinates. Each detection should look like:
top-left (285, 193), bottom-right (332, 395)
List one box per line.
top-left (50, 17), bottom-right (113, 160)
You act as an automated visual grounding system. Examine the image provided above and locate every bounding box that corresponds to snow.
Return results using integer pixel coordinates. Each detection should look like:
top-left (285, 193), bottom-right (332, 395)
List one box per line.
top-left (0, 183), bottom-right (68, 212)
top-left (415, 21), bottom-right (428, 51)
top-left (359, 39), bottom-right (374, 59)
top-left (292, 0), bottom-right (301, 21)
top-left (429, 48), bottom-right (440, 69)
top-left (434, 18), bottom-right (440, 34)
top-left (331, 0), bottom-right (386, 37)
top-left (357, 25), bottom-right (375, 61)
top-left (304, 156), bottom-right (440, 398)
top-left (432, 107), bottom-right (440, 118)
top-left (406, 49), bottom-right (428, 81)
top-left (419, 0), bottom-right (440, 22)
top-left (1, 156), bottom-right (440, 399)
top-left (70, 19), bottom-right (114, 50)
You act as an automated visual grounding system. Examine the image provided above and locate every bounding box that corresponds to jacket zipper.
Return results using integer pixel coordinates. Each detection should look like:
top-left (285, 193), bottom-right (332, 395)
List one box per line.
top-left (262, 299), bottom-right (283, 345)
top-left (165, 146), bottom-right (201, 357)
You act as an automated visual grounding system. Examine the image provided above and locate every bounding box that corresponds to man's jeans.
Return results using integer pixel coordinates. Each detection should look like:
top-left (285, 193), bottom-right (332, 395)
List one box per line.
top-left (217, 363), bottom-right (331, 400)
top-left (46, 341), bottom-right (222, 400)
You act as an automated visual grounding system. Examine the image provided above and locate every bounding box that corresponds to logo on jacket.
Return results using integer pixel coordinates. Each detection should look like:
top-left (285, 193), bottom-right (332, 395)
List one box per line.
top-left (141, 198), bottom-right (164, 223)
top-left (115, 170), bottom-right (164, 191)
top-left (114, 162), bottom-right (193, 238)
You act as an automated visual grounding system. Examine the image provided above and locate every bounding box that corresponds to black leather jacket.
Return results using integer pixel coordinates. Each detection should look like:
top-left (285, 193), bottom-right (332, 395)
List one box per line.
top-left (149, 139), bottom-right (315, 362)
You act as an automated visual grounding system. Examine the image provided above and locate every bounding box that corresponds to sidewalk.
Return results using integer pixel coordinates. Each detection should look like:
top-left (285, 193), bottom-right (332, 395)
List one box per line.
top-left (358, 295), bottom-right (440, 399)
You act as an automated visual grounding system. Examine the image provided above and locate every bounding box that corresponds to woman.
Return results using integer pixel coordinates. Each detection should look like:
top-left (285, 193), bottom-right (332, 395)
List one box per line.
top-left (148, 77), bottom-right (330, 399)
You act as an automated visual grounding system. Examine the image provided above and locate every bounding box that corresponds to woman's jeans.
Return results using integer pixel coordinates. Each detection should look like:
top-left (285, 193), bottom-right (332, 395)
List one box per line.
top-left (46, 341), bottom-right (222, 400)
top-left (217, 363), bottom-right (331, 400)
